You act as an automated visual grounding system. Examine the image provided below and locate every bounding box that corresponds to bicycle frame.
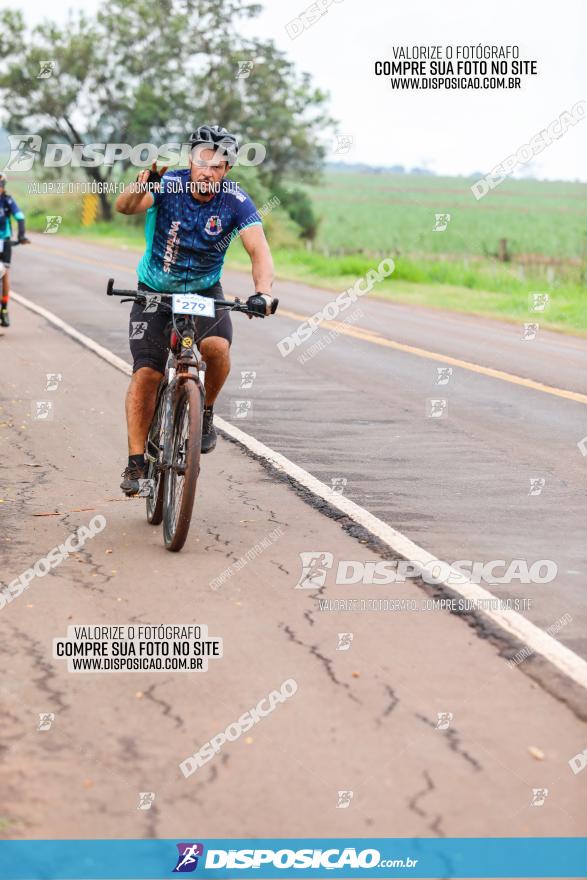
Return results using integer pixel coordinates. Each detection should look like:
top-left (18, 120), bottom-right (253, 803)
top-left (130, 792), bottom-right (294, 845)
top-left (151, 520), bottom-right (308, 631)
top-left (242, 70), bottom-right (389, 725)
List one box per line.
top-left (157, 308), bottom-right (204, 480)
top-left (107, 280), bottom-right (257, 485)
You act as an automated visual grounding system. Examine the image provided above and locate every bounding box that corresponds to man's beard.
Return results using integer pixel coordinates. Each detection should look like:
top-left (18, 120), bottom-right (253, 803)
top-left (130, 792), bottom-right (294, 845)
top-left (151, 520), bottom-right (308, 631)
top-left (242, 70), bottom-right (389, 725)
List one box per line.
top-left (188, 178), bottom-right (220, 201)
top-left (194, 179), bottom-right (216, 194)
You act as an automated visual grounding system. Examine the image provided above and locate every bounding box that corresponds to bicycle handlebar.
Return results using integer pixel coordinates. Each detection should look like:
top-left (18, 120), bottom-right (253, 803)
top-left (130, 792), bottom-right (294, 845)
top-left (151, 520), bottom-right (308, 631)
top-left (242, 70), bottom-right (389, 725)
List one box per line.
top-left (106, 278), bottom-right (277, 317)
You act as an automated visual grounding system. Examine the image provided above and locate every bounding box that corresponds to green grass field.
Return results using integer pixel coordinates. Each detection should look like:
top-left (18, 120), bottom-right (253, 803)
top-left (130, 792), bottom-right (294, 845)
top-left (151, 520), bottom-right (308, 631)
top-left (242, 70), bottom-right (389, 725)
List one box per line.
top-left (6, 168), bottom-right (587, 334)
top-left (304, 170), bottom-right (587, 262)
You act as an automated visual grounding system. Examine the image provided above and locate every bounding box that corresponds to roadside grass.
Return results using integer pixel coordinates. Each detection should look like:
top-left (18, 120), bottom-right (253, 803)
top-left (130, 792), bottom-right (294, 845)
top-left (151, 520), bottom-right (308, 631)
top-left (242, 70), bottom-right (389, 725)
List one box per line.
top-left (225, 244), bottom-right (587, 336)
top-left (50, 220), bottom-right (147, 251)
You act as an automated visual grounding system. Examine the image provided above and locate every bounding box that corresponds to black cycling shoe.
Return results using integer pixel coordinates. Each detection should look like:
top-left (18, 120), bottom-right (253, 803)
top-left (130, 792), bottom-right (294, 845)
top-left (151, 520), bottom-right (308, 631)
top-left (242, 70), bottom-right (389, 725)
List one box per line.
top-left (120, 461), bottom-right (146, 496)
top-left (201, 406), bottom-right (217, 454)
top-left (0, 307), bottom-right (9, 328)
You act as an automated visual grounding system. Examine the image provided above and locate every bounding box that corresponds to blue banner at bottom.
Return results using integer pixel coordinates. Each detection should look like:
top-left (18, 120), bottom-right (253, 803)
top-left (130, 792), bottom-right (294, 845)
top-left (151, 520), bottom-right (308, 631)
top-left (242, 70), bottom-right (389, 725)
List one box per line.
top-left (0, 837), bottom-right (585, 879)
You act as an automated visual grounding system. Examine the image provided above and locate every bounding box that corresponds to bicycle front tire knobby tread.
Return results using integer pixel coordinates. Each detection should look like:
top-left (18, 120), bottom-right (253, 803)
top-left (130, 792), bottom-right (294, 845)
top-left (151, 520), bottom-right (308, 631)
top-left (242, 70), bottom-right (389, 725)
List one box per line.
top-left (162, 381), bottom-right (202, 551)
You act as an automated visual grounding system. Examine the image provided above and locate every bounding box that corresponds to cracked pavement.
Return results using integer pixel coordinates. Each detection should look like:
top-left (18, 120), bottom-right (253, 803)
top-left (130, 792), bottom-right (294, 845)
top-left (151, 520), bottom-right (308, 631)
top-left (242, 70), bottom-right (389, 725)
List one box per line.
top-left (0, 299), bottom-right (586, 843)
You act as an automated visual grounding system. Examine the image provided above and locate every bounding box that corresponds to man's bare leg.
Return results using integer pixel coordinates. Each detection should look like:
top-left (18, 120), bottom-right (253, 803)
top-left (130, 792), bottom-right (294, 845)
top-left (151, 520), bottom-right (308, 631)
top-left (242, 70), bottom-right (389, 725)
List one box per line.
top-left (200, 336), bottom-right (230, 453)
top-left (0, 269), bottom-right (10, 326)
top-left (200, 336), bottom-right (230, 407)
top-left (125, 366), bottom-right (163, 455)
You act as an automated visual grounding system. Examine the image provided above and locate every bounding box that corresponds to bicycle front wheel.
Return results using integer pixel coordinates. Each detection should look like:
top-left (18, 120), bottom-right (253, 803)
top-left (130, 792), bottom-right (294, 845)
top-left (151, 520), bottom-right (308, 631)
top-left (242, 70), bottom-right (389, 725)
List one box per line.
top-left (162, 381), bottom-right (202, 551)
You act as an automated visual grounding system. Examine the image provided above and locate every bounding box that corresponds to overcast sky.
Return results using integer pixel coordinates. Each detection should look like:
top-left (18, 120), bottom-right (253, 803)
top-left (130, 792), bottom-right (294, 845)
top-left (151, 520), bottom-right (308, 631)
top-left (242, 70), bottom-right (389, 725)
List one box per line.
top-left (14, 0), bottom-right (587, 181)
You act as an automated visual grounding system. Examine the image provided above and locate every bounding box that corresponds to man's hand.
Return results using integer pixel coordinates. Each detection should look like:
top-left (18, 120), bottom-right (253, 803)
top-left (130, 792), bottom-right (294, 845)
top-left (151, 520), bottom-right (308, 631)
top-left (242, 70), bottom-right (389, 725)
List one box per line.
top-left (116, 162), bottom-right (168, 215)
top-left (136, 162), bottom-right (168, 193)
top-left (246, 293), bottom-right (278, 318)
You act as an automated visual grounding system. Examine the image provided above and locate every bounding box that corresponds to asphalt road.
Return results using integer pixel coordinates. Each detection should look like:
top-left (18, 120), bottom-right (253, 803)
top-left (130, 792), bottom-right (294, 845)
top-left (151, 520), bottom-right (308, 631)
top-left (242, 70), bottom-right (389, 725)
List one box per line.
top-left (7, 234), bottom-right (587, 659)
top-left (0, 298), bottom-right (586, 844)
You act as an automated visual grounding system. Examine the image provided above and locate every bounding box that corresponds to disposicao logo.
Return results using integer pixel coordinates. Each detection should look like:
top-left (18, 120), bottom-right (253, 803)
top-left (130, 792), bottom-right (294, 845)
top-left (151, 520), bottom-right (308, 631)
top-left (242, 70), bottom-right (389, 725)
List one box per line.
top-left (173, 842), bottom-right (204, 872)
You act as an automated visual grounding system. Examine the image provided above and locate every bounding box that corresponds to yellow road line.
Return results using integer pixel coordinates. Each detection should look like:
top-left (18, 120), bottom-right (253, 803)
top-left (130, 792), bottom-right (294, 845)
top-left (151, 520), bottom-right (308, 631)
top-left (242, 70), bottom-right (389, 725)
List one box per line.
top-left (278, 307), bottom-right (587, 406)
top-left (35, 243), bottom-right (133, 274)
top-left (34, 245), bottom-right (587, 406)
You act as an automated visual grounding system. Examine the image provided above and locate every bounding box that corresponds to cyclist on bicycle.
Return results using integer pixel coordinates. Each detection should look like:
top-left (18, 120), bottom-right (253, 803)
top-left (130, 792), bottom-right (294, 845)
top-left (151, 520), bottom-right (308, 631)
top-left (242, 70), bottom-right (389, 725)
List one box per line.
top-left (115, 124), bottom-right (275, 496)
top-left (0, 174), bottom-right (30, 327)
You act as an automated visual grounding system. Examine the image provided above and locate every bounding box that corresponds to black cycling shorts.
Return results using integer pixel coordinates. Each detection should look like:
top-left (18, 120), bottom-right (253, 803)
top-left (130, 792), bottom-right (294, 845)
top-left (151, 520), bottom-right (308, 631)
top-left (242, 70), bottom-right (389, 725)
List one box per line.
top-left (0, 240), bottom-right (12, 265)
top-left (129, 281), bottom-right (233, 374)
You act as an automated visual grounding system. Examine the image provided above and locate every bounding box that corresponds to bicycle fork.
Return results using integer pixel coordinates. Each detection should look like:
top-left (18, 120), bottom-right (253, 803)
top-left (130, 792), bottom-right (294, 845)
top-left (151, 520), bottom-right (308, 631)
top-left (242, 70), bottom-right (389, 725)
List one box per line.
top-left (161, 370), bottom-right (204, 478)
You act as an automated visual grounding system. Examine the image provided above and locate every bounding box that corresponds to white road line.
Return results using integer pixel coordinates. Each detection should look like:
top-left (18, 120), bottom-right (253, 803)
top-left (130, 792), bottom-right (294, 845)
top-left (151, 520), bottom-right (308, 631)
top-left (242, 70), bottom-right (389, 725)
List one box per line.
top-left (11, 291), bottom-right (133, 376)
top-left (12, 289), bottom-right (587, 692)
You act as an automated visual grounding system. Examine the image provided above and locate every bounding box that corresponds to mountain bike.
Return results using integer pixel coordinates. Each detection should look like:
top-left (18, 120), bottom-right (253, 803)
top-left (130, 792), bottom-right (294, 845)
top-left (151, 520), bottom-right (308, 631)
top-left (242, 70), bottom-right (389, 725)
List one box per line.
top-left (107, 279), bottom-right (277, 552)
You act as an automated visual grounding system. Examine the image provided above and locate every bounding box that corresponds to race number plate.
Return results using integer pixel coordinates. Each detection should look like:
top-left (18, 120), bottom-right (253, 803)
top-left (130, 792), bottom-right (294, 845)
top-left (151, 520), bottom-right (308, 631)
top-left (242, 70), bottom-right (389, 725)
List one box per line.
top-left (172, 293), bottom-right (215, 318)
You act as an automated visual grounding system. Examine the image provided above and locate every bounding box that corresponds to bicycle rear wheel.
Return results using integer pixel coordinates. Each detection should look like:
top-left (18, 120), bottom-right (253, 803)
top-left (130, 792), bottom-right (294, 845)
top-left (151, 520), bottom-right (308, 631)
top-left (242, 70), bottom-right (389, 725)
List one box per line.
top-left (145, 382), bottom-right (166, 525)
top-left (163, 380), bottom-right (202, 551)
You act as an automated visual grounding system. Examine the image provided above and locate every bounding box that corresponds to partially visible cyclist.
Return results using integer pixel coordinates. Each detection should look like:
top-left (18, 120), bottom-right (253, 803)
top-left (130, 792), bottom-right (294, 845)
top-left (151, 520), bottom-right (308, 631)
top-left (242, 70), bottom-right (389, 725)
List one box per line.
top-left (0, 173), bottom-right (30, 327)
top-left (114, 124), bottom-right (276, 496)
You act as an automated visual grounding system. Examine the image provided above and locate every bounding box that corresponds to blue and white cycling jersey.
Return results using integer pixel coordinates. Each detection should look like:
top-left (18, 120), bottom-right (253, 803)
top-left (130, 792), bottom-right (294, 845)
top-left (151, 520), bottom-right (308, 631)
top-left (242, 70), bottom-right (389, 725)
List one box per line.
top-left (0, 193), bottom-right (25, 240)
top-left (137, 169), bottom-right (262, 292)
